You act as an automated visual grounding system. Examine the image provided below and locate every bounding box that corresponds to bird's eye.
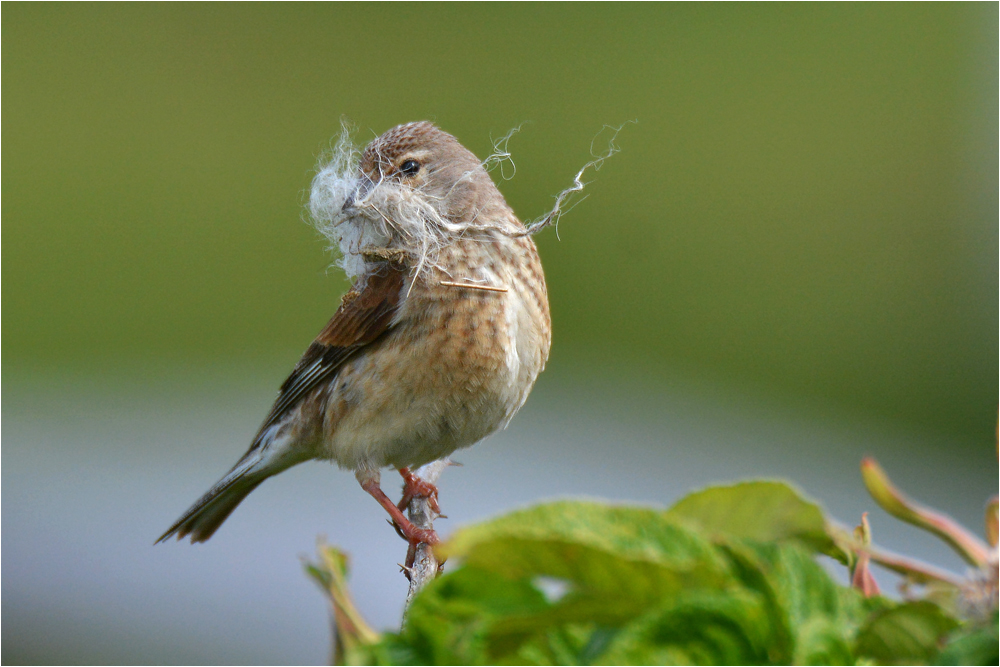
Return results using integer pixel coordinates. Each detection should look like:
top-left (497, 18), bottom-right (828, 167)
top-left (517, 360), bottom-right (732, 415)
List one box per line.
top-left (399, 159), bottom-right (421, 176)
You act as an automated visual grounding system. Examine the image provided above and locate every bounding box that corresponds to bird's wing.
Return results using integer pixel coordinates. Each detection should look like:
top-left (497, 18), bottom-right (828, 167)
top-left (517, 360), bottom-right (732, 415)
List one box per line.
top-left (252, 263), bottom-right (407, 443)
top-left (155, 262), bottom-right (408, 544)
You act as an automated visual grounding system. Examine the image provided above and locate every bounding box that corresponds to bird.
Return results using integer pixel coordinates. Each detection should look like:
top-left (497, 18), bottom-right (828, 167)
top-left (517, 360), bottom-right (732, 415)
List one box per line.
top-left (157, 121), bottom-right (551, 550)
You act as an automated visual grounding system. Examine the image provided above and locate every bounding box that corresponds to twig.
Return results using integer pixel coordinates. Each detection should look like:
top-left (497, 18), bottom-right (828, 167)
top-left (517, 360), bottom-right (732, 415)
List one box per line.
top-left (439, 280), bottom-right (509, 292)
top-left (303, 542), bottom-right (379, 664)
top-left (861, 457), bottom-right (991, 566)
top-left (401, 459), bottom-right (449, 624)
top-left (861, 543), bottom-right (966, 587)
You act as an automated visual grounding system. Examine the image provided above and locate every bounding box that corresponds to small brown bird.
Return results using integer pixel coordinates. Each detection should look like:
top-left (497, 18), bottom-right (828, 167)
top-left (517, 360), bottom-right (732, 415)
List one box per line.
top-left (158, 121), bottom-right (551, 549)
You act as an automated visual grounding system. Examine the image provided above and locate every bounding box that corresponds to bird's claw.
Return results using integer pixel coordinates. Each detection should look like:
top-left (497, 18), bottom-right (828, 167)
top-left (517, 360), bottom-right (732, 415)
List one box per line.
top-left (397, 467), bottom-right (442, 515)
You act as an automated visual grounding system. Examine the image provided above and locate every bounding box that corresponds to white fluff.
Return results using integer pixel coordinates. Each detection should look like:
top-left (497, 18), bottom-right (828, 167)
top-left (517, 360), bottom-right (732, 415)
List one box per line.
top-left (308, 120), bottom-right (632, 280)
top-left (308, 121), bottom-right (479, 282)
top-left (308, 123), bottom-right (390, 279)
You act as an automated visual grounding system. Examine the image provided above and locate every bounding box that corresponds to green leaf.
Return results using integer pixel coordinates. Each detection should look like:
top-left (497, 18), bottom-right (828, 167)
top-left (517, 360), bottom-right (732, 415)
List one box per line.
top-left (854, 601), bottom-right (960, 665)
top-left (399, 565), bottom-right (553, 665)
top-left (509, 623), bottom-right (604, 666)
top-left (665, 481), bottom-right (840, 558)
top-left (721, 541), bottom-right (862, 664)
top-left (335, 494), bottom-right (976, 665)
top-left (793, 618), bottom-right (857, 666)
top-left (595, 590), bottom-right (775, 665)
top-left (935, 614), bottom-right (999, 666)
top-left (439, 501), bottom-right (732, 603)
top-left (421, 502), bottom-right (745, 663)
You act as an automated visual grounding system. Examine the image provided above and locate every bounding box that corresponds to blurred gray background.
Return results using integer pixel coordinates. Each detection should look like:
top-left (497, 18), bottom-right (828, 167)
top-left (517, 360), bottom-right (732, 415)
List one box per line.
top-left (3, 4), bottom-right (997, 664)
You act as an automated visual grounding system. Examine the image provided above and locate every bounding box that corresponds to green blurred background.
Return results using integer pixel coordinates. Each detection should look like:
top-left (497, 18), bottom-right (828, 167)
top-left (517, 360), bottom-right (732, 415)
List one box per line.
top-left (5, 2), bottom-right (996, 436)
top-left (3, 4), bottom-right (996, 665)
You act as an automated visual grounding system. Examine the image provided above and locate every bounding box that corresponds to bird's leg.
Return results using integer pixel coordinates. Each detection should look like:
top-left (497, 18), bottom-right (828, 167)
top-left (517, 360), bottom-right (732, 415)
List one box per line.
top-left (396, 467), bottom-right (442, 516)
top-left (358, 474), bottom-right (439, 550)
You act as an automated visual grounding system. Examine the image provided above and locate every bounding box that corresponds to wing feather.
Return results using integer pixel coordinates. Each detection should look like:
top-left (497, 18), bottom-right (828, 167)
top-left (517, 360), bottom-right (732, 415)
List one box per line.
top-left (252, 264), bottom-right (407, 443)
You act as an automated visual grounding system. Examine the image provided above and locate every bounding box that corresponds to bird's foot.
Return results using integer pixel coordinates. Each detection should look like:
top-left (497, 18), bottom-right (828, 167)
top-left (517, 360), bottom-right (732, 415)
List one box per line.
top-left (397, 467), bottom-right (442, 516)
top-left (402, 527), bottom-right (441, 571)
top-left (392, 517), bottom-right (440, 547)
top-left (360, 476), bottom-right (440, 550)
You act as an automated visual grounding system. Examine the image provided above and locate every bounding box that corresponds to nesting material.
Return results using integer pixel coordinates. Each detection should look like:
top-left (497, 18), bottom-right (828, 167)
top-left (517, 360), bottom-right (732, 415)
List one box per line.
top-left (308, 120), bottom-right (630, 281)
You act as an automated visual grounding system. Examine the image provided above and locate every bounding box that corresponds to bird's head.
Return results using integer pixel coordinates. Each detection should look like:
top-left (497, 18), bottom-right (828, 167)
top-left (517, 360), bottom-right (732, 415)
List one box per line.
top-left (310, 121), bottom-right (517, 280)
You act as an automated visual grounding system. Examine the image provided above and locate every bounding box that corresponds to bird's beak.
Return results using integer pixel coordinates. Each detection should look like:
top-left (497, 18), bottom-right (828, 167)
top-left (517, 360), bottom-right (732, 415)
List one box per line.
top-left (341, 175), bottom-right (374, 212)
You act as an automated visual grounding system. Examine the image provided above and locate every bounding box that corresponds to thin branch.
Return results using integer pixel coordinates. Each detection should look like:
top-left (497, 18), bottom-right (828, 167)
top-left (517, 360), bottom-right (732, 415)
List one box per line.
top-left (861, 456), bottom-right (991, 566)
top-left (861, 543), bottom-right (966, 587)
top-left (401, 459), bottom-right (450, 624)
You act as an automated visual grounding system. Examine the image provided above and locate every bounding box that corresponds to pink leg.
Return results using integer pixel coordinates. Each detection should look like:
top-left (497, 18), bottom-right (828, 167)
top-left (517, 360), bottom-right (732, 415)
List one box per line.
top-left (359, 476), bottom-right (440, 548)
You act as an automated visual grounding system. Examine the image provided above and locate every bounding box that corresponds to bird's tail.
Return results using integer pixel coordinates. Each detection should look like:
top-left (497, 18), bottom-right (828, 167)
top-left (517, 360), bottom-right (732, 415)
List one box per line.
top-left (157, 435), bottom-right (309, 544)
top-left (156, 465), bottom-right (265, 544)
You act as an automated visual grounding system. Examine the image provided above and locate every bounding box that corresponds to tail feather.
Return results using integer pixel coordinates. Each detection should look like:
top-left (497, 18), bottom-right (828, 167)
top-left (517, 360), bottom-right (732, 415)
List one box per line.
top-left (159, 425), bottom-right (312, 544)
top-left (157, 473), bottom-right (264, 544)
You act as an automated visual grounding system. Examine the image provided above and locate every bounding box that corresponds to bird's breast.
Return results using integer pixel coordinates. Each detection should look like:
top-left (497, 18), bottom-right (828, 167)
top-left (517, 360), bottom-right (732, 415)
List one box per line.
top-left (319, 233), bottom-right (550, 471)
